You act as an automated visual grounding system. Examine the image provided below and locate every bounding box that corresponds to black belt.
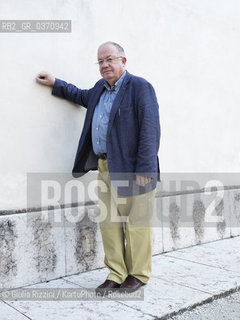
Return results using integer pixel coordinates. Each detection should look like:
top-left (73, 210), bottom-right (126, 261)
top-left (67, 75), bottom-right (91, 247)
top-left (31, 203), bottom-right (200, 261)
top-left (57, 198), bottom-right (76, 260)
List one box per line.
top-left (97, 153), bottom-right (107, 159)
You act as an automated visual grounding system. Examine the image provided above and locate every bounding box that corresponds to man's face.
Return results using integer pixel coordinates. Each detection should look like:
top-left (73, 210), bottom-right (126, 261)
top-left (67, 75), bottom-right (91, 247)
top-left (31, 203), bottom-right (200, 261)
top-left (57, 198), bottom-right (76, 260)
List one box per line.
top-left (97, 44), bottom-right (126, 87)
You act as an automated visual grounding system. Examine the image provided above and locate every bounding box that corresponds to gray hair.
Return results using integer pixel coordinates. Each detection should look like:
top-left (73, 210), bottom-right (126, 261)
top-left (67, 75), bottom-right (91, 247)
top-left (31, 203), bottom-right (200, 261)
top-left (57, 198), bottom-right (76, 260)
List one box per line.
top-left (98, 41), bottom-right (126, 57)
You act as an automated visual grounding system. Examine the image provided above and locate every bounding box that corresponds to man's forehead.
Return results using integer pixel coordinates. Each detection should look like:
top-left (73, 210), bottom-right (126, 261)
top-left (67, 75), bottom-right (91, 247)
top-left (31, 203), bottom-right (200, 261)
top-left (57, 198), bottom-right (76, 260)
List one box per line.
top-left (98, 45), bottom-right (118, 57)
top-left (97, 55), bottom-right (114, 61)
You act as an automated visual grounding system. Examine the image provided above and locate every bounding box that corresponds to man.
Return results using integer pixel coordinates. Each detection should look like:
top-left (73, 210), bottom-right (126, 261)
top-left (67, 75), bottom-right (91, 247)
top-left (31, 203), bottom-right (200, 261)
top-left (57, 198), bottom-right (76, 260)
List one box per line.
top-left (36, 41), bottom-right (160, 294)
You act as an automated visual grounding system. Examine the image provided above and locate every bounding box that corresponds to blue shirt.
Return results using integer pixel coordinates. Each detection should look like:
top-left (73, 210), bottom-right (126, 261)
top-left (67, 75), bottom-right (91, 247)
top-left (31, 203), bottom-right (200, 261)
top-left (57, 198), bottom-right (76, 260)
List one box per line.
top-left (92, 71), bottom-right (126, 155)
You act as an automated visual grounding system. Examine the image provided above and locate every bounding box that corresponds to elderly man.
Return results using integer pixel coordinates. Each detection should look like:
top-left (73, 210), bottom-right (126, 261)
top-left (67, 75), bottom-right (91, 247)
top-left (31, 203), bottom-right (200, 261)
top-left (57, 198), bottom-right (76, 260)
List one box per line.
top-left (36, 41), bottom-right (160, 294)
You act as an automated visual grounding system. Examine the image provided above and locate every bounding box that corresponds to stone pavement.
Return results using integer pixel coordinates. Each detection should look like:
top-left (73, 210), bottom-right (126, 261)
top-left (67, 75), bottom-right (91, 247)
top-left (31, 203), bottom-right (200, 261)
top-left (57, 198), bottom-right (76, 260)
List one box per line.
top-left (1, 236), bottom-right (240, 320)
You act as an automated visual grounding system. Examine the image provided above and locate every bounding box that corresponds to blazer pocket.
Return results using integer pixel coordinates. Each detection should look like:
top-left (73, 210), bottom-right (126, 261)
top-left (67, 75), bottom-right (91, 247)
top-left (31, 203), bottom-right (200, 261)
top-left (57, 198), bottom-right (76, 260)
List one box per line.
top-left (118, 106), bottom-right (132, 117)
top-left (118, 107), bottom-right (136, 124)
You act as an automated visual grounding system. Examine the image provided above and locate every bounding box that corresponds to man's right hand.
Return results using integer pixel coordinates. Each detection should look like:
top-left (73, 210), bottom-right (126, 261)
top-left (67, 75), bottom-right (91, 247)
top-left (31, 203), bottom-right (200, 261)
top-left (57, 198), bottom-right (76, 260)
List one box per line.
top-left (36, 71), bottom-right (55, 86)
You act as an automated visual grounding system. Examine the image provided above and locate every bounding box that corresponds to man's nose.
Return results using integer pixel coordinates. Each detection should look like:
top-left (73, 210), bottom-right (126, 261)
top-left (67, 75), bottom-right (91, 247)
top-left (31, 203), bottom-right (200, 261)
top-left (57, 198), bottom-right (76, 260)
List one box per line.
top-left (102, 59), bottom-right (109, 67)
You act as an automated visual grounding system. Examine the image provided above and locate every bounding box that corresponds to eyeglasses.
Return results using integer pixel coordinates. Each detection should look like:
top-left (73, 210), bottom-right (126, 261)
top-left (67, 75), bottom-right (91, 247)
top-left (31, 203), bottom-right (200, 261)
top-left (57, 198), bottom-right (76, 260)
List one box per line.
top-left (96, 56), bottom-right (123, 66)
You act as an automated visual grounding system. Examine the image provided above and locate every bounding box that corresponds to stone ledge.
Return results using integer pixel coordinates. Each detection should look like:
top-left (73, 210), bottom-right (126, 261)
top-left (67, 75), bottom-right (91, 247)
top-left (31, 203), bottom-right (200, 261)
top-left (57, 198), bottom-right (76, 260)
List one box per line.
top-left (0, 188), bottom-right (239, 289)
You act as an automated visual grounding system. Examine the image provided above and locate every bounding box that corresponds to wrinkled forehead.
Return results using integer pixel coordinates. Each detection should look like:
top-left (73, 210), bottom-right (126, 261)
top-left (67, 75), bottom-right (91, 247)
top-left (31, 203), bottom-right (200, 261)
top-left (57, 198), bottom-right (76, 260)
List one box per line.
top-left (97, 44), bottom-right (119, 59)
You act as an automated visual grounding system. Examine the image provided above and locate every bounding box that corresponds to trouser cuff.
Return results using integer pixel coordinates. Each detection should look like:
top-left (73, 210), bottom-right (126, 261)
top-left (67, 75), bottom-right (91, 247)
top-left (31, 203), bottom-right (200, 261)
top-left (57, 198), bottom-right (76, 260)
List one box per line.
top-left (107, 274), bottom-right (126, 284)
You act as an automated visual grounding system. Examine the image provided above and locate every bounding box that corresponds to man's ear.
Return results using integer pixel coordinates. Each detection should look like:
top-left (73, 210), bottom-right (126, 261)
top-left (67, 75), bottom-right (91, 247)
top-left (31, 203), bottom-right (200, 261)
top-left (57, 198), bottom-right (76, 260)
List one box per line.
top-left (122, 57), bottom-right (127, 66)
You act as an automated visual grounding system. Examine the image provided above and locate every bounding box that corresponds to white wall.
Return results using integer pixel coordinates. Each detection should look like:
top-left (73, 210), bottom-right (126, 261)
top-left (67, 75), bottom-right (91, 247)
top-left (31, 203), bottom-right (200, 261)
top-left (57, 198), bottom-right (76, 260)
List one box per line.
top-left (0, 0), bottom-right (240, 210)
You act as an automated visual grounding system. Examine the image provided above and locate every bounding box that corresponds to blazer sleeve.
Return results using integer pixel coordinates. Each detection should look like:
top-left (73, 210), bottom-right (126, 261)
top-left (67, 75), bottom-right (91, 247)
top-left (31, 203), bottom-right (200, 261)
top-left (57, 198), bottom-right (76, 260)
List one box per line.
top-left (52, 78), bottom-right (89, 108)
top-left (135, 80), bottom-right (161, 177)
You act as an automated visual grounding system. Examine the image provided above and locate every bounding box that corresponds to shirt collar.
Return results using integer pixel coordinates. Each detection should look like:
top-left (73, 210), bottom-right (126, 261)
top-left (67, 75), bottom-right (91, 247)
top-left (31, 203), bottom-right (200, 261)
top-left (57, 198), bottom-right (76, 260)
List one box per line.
top-left (104, 71), bottom-right (126, 92)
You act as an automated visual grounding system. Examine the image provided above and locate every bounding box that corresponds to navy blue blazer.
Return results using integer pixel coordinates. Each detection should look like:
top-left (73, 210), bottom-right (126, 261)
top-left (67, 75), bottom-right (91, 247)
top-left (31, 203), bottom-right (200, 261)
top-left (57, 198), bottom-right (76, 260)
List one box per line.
top-left (52, 71), bottom-right (160, 196)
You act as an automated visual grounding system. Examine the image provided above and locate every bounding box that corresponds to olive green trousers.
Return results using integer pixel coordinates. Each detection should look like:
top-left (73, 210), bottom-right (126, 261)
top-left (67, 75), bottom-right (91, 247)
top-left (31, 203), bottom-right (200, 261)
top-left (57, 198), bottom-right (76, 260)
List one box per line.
top-left (97, 159), bottom-right (155, 284)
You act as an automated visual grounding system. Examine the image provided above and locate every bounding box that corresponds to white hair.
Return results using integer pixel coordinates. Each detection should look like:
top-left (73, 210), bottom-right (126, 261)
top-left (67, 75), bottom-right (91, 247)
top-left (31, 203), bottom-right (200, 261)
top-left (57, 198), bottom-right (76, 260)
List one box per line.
top-left (98, 41), bottom-right (126, 57)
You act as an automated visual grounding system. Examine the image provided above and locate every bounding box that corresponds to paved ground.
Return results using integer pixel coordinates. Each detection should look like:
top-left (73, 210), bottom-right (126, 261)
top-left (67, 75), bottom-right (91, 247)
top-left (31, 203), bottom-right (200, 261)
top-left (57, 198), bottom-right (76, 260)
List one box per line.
top-left (1, 236), bottom-right (240, 320)
top-left (169, 290), bottom-right (240, 320)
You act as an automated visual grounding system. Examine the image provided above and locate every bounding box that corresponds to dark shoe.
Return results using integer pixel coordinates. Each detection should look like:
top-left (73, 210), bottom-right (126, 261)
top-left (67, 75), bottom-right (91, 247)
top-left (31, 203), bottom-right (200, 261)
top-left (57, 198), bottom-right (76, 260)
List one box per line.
top-left (95, 279), bottom-right (121, 296)
top-left (119, 275), bottom-right (145, 293)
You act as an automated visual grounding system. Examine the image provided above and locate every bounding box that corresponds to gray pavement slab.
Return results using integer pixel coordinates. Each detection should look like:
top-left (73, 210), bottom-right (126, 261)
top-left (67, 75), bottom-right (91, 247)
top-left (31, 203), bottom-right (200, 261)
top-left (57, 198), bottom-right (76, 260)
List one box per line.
top-left (113, 277), bottom-right (211, 318)
top-left (0, 300), bottom-right (29, 320)
top-left (169, 290), bottom-right (240, 320)
top-left (4, 279), bottom-right (154, 320)
top-left (1, 236), bottom-right (240, 320)
top-left (165, 236), bottom-right (240, 273)
top-left (64, 267), bottom-right (109, 288)
top-left (151, 255), bottom-right (240, 294)
top-left (64, 270), bottom-right (211, 319)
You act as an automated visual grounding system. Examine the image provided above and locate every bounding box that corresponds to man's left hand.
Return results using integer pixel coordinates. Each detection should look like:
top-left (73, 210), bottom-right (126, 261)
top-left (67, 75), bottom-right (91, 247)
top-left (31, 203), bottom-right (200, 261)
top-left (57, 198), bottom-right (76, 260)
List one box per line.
top-left (136, 175), bottom-right (151, 186)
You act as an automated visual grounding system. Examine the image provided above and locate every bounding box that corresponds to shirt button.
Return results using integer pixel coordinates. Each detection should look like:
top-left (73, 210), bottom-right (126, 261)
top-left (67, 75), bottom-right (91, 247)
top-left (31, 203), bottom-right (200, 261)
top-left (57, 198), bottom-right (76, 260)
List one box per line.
top-left (97, 142), bottom-right (99, 144)
top-left (96, 127), bottom-right (98, 130)
top-left (99, 115), bottom-right (102, 118)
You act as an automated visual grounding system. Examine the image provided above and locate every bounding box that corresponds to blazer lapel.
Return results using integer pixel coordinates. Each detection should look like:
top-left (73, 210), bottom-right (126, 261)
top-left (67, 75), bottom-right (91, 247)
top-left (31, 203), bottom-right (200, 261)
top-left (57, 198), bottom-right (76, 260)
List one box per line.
top-left (106, 71), bottom-right (131, 137)
top-left (87, 80), bottom-right (105, 122)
